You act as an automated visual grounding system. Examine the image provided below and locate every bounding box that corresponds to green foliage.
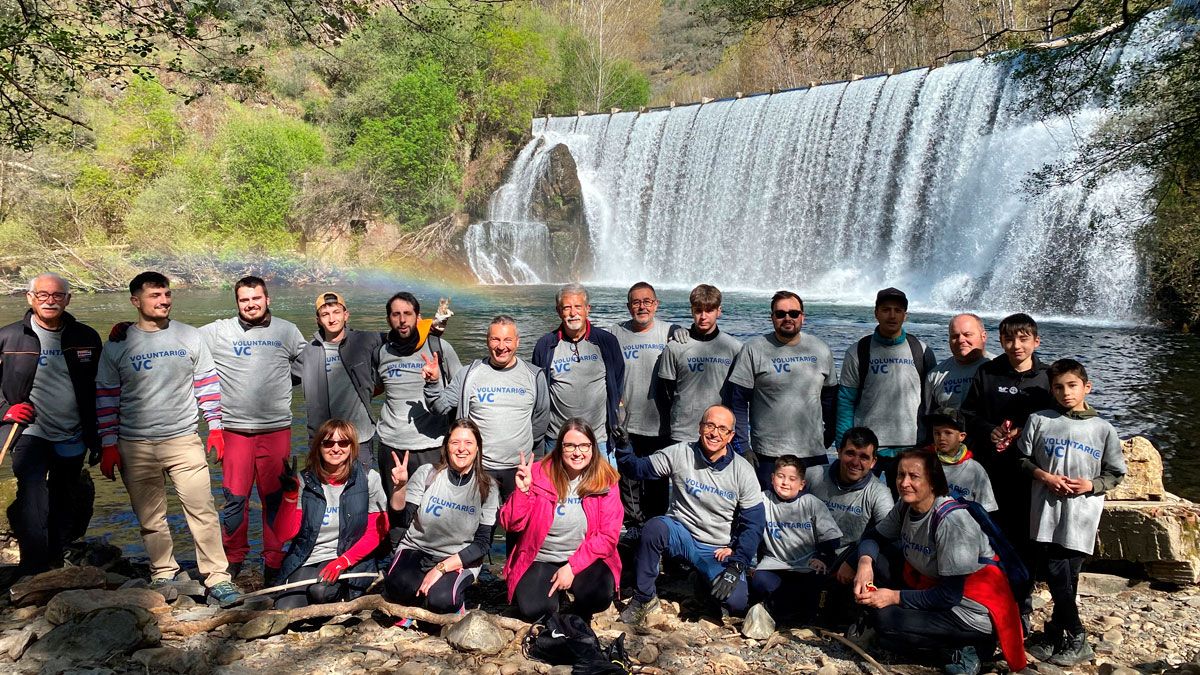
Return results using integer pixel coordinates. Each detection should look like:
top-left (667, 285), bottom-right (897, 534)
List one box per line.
top-left (548, 29), bottom-right (651, 113)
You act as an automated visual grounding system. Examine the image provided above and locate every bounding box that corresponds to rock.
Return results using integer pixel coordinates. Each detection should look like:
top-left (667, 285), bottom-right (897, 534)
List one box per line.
top-left (710, 653), bottom-right (749, 672)
top-left (0, 627), bottom-right (36, 660)
top-left (214, 645), bottom-right (244, 664)
top-left (529, 143), bottom-right (592, 280)
top-left (478, 664), bottom-right (501, 675)
top-left (104, 572), bottom-right (129, 589)
top-left (1099, 665), bottom-right (1141, 675)
top-left (118, 578), bottom-right (148, 590)
top-left (9, 566), bottom-right (106, 605)
top-left (1097, 495), bottom-right (1200, 584)
top-left (317, 624), bottom-right (348, 639)
top-left (174, 607), bottom-right (220, 621)
top-left (132, 646), bottom-right (209, 674)
top-left (442, 611), bottom-right (512, 655)
top-left (500, 662), bottom-right (521, 675)
top-left (172, 594), bottom-right (197, 610)
top-left (741, 603), bottom-right (775, 640)
top-left (1078, 572), bottom-right (1133, 597)
top-left (25, 606), bottom-right (159, 663)
top-left (1109, 437), bottom-right (1165, 500)
top-left (1033, 662), bottom-right (1067, 675)
top-left (549, 667), bottom-right (573, 675)
top-left (791, 628), bottom-right (817, 640)
top-left (816, 666), bottom-right (838, 675)
top-left (237, 612), bottom-right (292, 640)
top-left (242, 596), bottom-right (272, 611)
top-left (637, 643), bottom-right (659, 664)
top-left (1099, 615), bottom-right (1123, 630)
top-left (45, 588), bottom-right (169, 625)
top-left (1102, 629), bottom-right (1124, 644)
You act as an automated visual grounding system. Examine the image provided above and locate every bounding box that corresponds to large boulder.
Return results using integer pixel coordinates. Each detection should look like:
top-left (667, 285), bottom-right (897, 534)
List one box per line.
top-left (442, 610), bottom-right (513, 655)
top-left (46, 588), bottom-right (170, 625)
top-left (1097, 497), bottom-right (1200, 584)
top-left (1108, 436), bottom-right (1165, 500)
top-left (24, 606), bottom-right (160, 663)
top-left (529, 142), bottom-right (591, 280)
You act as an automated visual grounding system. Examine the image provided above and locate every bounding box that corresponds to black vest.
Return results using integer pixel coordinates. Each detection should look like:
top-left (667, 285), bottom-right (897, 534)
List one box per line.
top-left (278, 463), bottom-right (377, 592)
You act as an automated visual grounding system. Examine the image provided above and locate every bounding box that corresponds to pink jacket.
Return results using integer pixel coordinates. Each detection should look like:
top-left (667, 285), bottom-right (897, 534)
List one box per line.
top-left (498, 461), bottom-right (622, 602)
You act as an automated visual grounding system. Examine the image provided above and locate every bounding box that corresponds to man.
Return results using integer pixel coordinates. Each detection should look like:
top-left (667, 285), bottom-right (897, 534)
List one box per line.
top-left (658, 284), bottom-right (740, 444)
top-left (0, 273), bottom-right (102, 576)
top-left (835, 287), bottom-right (937, 487)
top-left (532, 284), bottom-right (623, 459)
top-left (725, 290), bottom-right (837, 487)
top-left (298, 291), bottom-right (383, 467)
top-left (609, 282), bottom-right (680, 533)
top-left (199, 276), bottom-right (306, 583)
top-left (95, 272), bottom-right (240, 606)
top-left (376, 291), bottom-right (461, 534)
top-left (616, 405), bottom-right (764, 625)
top-left (924, 313), bottom-right (994, 413)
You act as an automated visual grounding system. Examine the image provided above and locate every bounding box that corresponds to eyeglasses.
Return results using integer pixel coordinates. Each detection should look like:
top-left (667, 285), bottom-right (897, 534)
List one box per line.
top-left (321, 438), bottom-right (352, 448)
top-left (562, 442), bottom-right (593, 453)
top-left (30, 291), bottom-right (67, 302)
top-left (629, 299), bottom-right (657, 307)
top-left (569, 341), bottom-right (580, 363)
top-left (700, 422), bottom-right (734, 436)
top-left (773, 309), bottom-right (803, 319)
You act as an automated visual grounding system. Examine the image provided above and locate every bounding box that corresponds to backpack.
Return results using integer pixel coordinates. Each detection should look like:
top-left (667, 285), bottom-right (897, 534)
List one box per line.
top-left (855, 333), bottom-right (929, 404)
top-left (908, 497), bottom-right (1030, 592)
top-left (523, 612), bottom-right (630, 674)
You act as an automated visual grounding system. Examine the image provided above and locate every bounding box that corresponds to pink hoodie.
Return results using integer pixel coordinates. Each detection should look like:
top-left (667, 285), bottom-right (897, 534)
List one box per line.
top-left (498, 460), bottom-right (623, 602)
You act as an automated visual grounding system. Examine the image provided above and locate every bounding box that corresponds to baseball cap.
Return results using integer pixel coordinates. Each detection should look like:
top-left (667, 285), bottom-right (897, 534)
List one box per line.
top-left (315, 291), bottom-right (346, 311)
top-left (875, 287), bottom-right (908, 309)
top-left (925, 407), bottom-right (965, 431)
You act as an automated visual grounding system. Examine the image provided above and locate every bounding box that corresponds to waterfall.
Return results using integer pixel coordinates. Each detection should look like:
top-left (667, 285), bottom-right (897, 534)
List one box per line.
top-left (465, 11), bottom-right (1182, 319)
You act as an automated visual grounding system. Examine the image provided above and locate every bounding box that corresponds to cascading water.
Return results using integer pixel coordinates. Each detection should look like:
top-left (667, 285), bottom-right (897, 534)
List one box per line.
top-left (465, 10), bottom-right (1183, 319)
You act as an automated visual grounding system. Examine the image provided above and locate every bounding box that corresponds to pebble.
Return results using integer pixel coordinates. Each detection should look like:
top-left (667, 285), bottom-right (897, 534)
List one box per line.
top-left (1103, 630), bottom-right (1125, 644)
top-left (1100, 615), bottom-right (1123, 629)
top-left (638, 643), bottom-right (660, 664)
top-left (816, 666), bottom-right (838, 675)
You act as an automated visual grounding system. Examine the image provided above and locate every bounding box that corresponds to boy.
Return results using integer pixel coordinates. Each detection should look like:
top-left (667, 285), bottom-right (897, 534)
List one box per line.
top-left (657, 284), bottom-right (740, 443)
top-left (749, 455), bottom-right (842, 621)
top-left (1016, 359), bottom-right (1126, 666)
top-left (926, 408), bottom-right (997, 512)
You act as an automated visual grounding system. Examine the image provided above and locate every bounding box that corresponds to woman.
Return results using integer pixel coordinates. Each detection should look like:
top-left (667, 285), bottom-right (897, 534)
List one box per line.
top-left (852, 449), bottom-right (1025, 675)
top-left (383, 419), bottom-right (498, 615)
top-left (273, 419), bottom-right (389, 610)
top-left (499, 418), bottom-right (622, 621)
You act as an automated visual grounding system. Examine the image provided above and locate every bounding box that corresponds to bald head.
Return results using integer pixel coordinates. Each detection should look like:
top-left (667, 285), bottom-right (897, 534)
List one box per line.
top-left (948, 313), bottom-right (987, 364)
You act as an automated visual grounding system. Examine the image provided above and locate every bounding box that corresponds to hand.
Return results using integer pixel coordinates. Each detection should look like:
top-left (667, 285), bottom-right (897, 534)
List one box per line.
top-left (671, 326), bottom-right (689, 344)
top-left (710, 561), bottom-right (745, 602)
top-left (609, 425), bottom-right (629, 451)
top-left (1040, 471), bottom-right (1070, 496)
top-left (1064, 476), bottom-right (1093, 495)
top-left (991, 420), bottom-right (1018, 452)
top-left (432, 298), bottom-right (453, 333)
top-left (279, 457), bottom-right (299, 495)
top-left (809, 558), bottom-right (829, 575)
top-left (858, 587), bottom-right (900, 609)
top-left (108, 321), bottom-right (132, 342)
top-left (206, 429), bottom-right (225, 462)
top-left (2, 402), bottom-right (34, 425)
top-left (740, 447), bottom-right (759, 468)
top-left (320, 555), bottom-right (352, 582)
top-left (417, 566), bottom-right (444, 596)
top-left (390, 450), bottom-right (410, 489)
top-left (100, 444), bottom-right (121, 480)
top-left (548, 564), bottom-right (575, 596)
top-left (852, 558), bottom-right (875, 598)
top-left (713, 547), bottom-right (733, 562)
top-left (421, 352), bottom-right (441, 383)
top-left (835, 561), bottom-right (855, 585)
top-left (515, 451), bottom-right (532, 494)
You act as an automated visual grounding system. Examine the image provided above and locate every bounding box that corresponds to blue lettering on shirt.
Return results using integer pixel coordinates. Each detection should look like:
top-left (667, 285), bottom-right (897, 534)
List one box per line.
top-left (555, 495), bottom-right (583, 516)
top-left (322, 505), bottom-right (339, 526)
top-left (424, 496), bottom-right (477, 518)
top-left (473, 385), bottom-right (529, 404)
top-left (767, 520), bottom-right (813, 539)
top-left (38, 348), bottom-right (62, 367)
top-left (942, 375), bottom-right (972, 395)
top-left (232, 339), bottom-right (284, 357)
top-left (384, 361), bottom-right (424, 378)
top-left (1041, 436), bottom-right (1103, 460)
top-left (769, 355), bottom-right (817, 374)
top-left (623, 343), bottom-right (665, 361)
top-left (686, 356), bottom-right (732, 373)
top-left (868, 356), bottom-right (914, 375)
top-left (325, 353), bottom-right (340, 373)
top-left (901, 532), bottom-right (934, 556)
top-left (684, 478), bottom-right (735, 500)
top-left (128, 349), bottom-right (188, 372)
top-left (822, 500), bottom-right (865, 516)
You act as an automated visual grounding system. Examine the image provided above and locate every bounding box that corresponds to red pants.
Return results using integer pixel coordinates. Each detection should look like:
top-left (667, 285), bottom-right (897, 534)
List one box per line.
top-left (221, 427), bottom-right (292, 568)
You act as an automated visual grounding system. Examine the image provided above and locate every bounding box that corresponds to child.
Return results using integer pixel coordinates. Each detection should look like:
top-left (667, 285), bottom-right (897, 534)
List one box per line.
top-left (749, 455), bottom-right (842, 621)
top-left (926, 408), bottom-right (997, 512)
top-left (1016, 359), bottom-right (1126, 665)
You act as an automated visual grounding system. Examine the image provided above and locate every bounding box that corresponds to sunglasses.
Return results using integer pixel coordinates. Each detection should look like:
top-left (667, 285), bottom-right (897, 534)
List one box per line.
top-left (773, 310), bottom-right (803, 319)
top-left (321, 438), bottom-right (352, 449)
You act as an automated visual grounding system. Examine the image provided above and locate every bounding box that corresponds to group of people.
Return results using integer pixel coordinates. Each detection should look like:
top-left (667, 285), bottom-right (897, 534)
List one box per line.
top-left (0, 273), bottom-right (1127, 675)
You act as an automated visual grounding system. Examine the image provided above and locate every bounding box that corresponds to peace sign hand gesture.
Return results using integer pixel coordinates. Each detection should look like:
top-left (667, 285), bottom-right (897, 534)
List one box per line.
top-left (515, 451), bottom-right (532, 494)
top-left (421, 352), bottom-right (441, 384)
top-left (390, 450), bottom-right (410, 489)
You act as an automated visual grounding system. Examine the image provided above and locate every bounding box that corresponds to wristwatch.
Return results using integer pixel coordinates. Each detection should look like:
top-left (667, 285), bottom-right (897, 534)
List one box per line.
top-left (436, 562), bottom-right (447, 573)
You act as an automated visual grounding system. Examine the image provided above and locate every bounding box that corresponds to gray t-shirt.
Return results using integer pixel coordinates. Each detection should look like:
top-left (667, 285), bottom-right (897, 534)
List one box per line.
top-left (25, 323), bottom-right (80, 442)
top-left (377, 339), bottom-right (462, 450)
top-left (925, 352), bottom-right (995, 412)
top-left (804, 464), bottom-right (895, 553)
top-left (610, 320), bottom-right (671, 437)
top-left (200, 316), bottom-right (305, 431)
top-left (546, 339), bottom-right (608, 442)
top-left (758, 491), bottom-right (842, 571)
top-left (324, 340), bottom-right (375, 443)
top-left (648, 441), bottom-right (761, 546)
top-left (876, 497), bottom-right (994, 633)
top-left (727, 333), bottom-right (836, 457)
top-left (535, 477), bottom-right (586, 564)
top-left (309, 469), bottom-right (387, 565)
top-left (1018, 410), bottom-right (1127, 554)
top-left (658, 332), bottom-right (740, 442)
top-left (839, 335), bottom-right (936, 447)
top-left (400, 464), bottom-right (498, 559)
top-left (943, 458), bottom-right (998, 512)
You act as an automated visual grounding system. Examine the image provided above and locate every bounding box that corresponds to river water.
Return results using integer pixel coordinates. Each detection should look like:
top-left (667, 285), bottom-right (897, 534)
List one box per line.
top-left (1, 281), bottom-right (1196, 559)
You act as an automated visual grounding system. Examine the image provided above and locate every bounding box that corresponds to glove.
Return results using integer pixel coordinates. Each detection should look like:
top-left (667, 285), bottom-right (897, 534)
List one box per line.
top-left (108, 321), bottom-right (132, 342)
top-left (319, 554), bottom-right (352, 582)
top-left (2, 402), bottom-right (34, 425)
top-left (100, 444), bottom-right (121, 480)
top-left (88, 446), bottom-right (101, 467)
top-left (279, 457), bottom-right (299, 497)
top-left (711, 561), bottom-right (745, 602)
top-left (609, 426), bottom-right (629, 452)
top-left (206, 429), bottom-right (224, 462)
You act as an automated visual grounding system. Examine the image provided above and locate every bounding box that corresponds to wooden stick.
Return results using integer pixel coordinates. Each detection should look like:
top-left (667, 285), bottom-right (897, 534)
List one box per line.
top-left (817, 628), bottom-right (895, 675)
top-left (0, 423), bottom-right (23, 466)
top-left (237, 573), bottom-right (382, 599)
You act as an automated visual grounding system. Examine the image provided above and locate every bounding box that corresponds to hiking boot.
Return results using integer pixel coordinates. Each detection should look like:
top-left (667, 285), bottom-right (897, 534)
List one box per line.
top-left (1027, 622), bottom-right (1064, 661)
top-left (618, 596), bottom-right (660, 626)
top-left (1049, 630), bottom-right (1094, 666)
top-left (845, 616), bottom-right (876, 649)
top-left (944, 646), bottom-right (981, 675)
top-left (227, 561), bottom-right (243, 580)
top-left (209, 581), bottom-right (244, 609)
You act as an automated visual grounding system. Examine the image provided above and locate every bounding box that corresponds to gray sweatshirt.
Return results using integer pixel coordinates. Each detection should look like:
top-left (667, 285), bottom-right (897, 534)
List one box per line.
top-left (200, 316), bottom-right (305, 432)
top-left (804, 463), bottom-right (895, 554)
top-left (376, 338), bottom-right (462, 450)
top-left (924, 352), bottom-right (995, 412)
top-left (400, 463), bottom-right (498, 559)
top-left (648, 441), bottom-right (761, 547)
top-left (610, 320), bottom-right (672, 437)
top-left (658, 331), bottom-right (741, 442)
top-left (758, 491), bottom-right (842, 571)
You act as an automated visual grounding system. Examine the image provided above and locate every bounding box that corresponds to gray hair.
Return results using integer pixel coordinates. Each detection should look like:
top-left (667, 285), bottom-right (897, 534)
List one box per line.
top-left (556, 283), bottom-right (589, 307)
top-left (490, 315), bottom-right (519, 336)
top-left (28, 273), bottom-right (70, 295)
top-left (949, 313), bottom-right (985, 332)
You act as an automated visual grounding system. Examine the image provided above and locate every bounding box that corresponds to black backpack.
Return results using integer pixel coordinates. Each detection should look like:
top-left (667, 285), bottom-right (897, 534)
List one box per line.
top-left (904, 497), bottom-right (1030, 592)
top-left (854, 333), bottom-right (929, 403)
top-left (523, 612), bottom-right (630, 674)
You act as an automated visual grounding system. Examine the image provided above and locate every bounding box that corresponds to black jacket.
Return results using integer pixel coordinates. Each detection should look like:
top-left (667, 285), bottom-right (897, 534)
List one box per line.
top-left (297, 328), bottom-right (384, 439)
top-left (960, 354), bottom-right (1054, 471)
top-left (0, 310), bottom-right (102, 451)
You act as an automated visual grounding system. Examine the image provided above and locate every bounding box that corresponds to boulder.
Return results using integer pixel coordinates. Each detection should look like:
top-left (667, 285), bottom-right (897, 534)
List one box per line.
top-left (1096, 496), bottom-right (1200, 584)
top-left (1078, 572), bottom-right (1134, 597)
top-left (741, 603), bottom-right (775, 640)
top-left (9, 566), bottom-right (106, 606)
top-left (131, 646), bottom-right (210, 674)
top-left (442, 610), bottom-right (513, 655)
top-left (0, 627), bottom-right (36, 661)
top-left (24, 606), bottom-right (160, 663)
top-left (1108, 437), bottom-right (1166, 500)
top-left (529, 142), bottom-right (591, 280)
top-left (45, 588), bottom-right (169, 625)
top-left (237, 611), bottom-right (292, 640)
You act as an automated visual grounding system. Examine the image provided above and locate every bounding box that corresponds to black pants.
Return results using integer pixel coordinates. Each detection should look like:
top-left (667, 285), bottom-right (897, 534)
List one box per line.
top-left (749, 569), bottom-right (825, 621)
top-left (488, 467), bottom-right (518, 555)
top-left (275, 563), bottom-right (349, 610)
top-left (619, 433), bottom-right (672, 528)
top-left (8, 435), bottom-right (88, 574)
top-left (379, 443), bottom-right (441, 532)
top-left (870, 455), bottom-right (900, 496)
top-left (1040, 543), bottom-right (1086, 632)
top-left (512, 559), bottom-right (615, 621)
top-left (992, 470), bottom-right (1035, 616)
top-left (383, 548), bottom-right (475, 614)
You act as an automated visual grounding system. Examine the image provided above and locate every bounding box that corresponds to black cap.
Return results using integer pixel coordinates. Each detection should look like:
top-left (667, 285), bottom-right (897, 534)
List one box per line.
top-left (876, 287), bottom-right (908, 309)
top-left (925, 407), bottom-right (965, 431)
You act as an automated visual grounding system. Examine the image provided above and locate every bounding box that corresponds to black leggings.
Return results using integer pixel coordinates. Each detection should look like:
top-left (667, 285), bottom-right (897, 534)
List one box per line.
top-left (275, 563), bottom-right (349, 610)
top-left (488, 468), bottom-right (518, 554)
top-left (1040, 543), bottom-right (1086, 632)
top-left (383, 548), bottom-right (475, 614)
top-left (379, 444), bottom-right (442, 532)
top-left (512, 560), bottom-right (614, 621)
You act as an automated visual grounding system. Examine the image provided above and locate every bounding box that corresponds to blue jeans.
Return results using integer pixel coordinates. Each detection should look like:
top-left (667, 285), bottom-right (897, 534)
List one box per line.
top-left (634, 516), bottom-right (749, 614)
top-left (542, 437), bottom-right (614, 468)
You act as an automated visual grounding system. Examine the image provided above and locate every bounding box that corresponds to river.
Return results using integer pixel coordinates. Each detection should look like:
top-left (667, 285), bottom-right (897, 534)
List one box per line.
top-left (0, 281), bottom-right (1196, 560)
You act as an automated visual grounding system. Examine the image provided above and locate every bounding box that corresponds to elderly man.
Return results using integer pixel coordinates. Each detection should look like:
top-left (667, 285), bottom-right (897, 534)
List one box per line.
top-left (924, 313), bottom-right (994, 414)
top-left (0, 273), bottom-right (102, 576)
top-left (616, 405), bottom-right (764, 625)
top-left (532, 284), bottom-right (624, 459)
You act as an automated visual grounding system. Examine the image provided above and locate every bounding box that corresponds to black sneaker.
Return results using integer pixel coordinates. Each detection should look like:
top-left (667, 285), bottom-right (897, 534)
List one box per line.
top-left (227, 561), bottom-right (243, 580)
top-left (944, 646), bottom-right (981, 675)
top-left (1027, 622), bottom-right (1063, 661)
top-left (1049, 630), bottom-right (1094, 666)
top-left (618, 596), bottom-right (660, 626)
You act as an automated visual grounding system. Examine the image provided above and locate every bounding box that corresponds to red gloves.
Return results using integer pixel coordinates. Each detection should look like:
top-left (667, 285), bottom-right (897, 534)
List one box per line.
top-left (206, 429), bottom-right (225, 462)
top-left (319, 555), bottom-right (352, 582)
top-left (2, 402), bottom-right (34, 425)
top-left (100, 444), bottom-right (121, 480)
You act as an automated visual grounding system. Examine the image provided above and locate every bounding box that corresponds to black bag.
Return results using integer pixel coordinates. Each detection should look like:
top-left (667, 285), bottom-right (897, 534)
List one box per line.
top-left (523, 612), bottom-right (630, 674)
